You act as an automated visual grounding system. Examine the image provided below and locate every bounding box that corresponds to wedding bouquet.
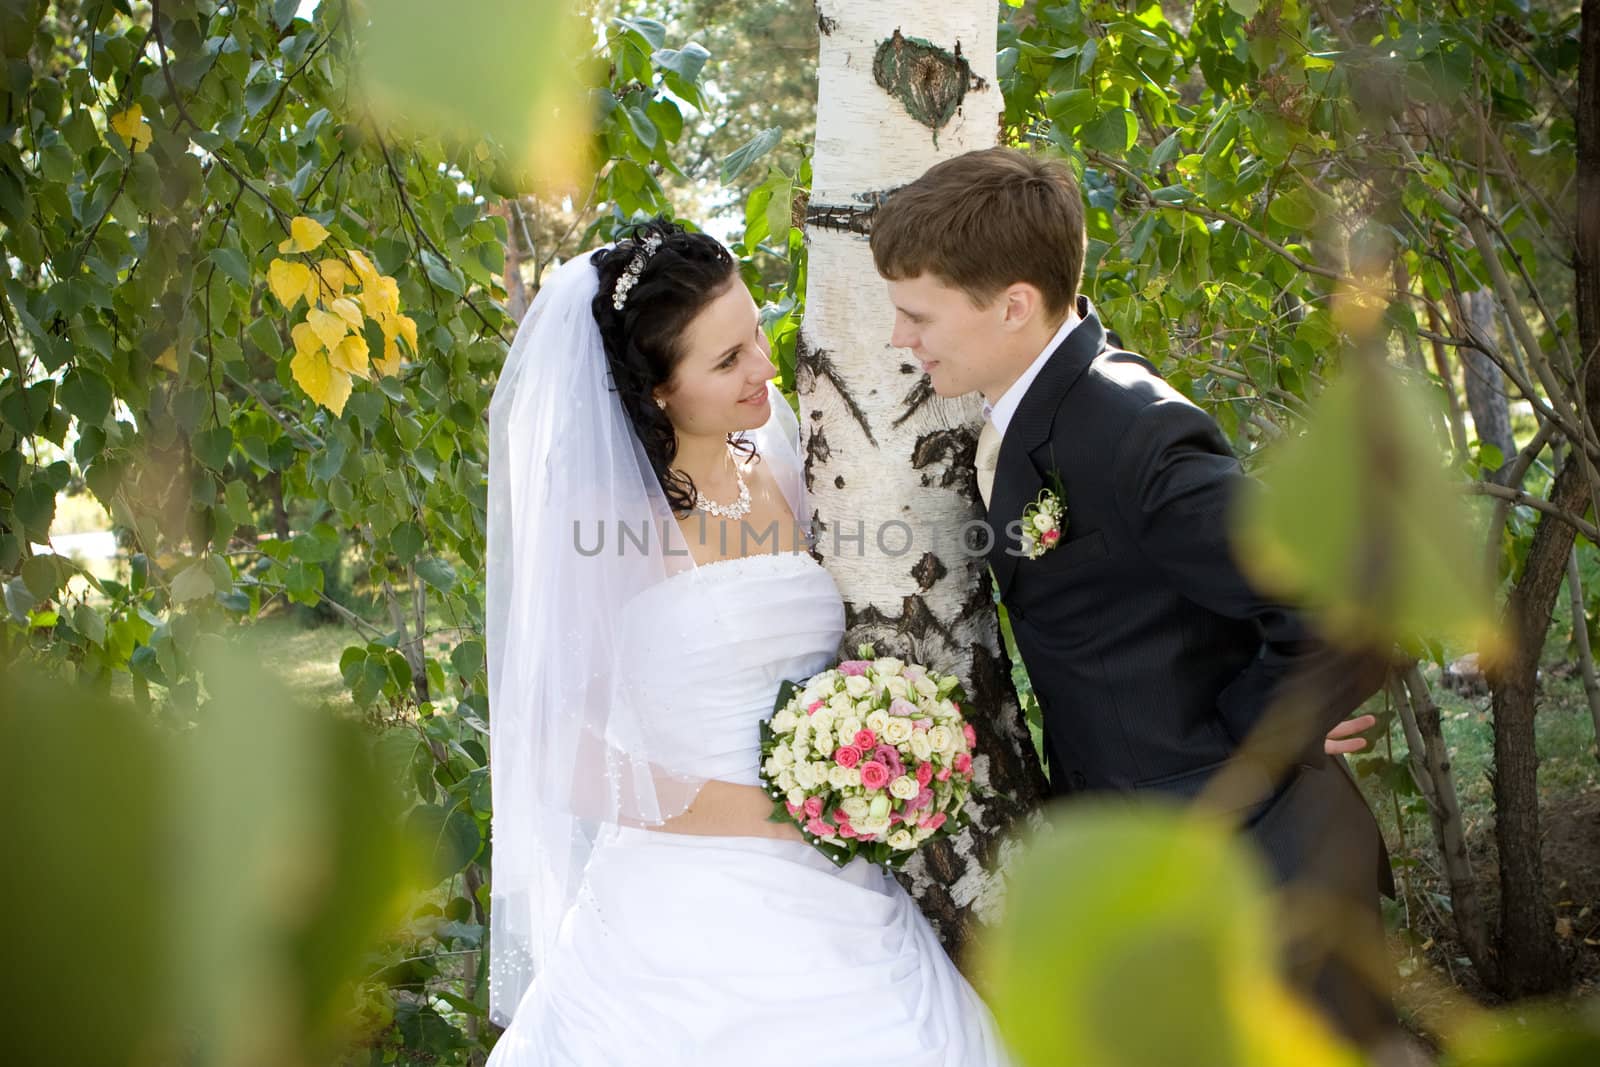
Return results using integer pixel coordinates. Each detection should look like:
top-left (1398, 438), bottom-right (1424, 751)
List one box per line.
top-left (759, 645), bottom-right (978, 869)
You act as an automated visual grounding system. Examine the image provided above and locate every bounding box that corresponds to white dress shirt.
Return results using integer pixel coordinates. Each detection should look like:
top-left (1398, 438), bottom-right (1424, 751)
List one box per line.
top-left (982, 308), bottom-right (1083, 439)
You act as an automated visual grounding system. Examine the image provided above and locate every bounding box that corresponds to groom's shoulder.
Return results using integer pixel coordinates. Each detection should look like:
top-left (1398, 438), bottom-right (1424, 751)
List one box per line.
top-left (1078, 343), bottom-right (1197, 421)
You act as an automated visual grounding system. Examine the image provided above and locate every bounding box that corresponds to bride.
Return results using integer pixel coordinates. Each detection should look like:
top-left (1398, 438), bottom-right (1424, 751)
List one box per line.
top-left (484, 220), bottom-right (1013, 1065)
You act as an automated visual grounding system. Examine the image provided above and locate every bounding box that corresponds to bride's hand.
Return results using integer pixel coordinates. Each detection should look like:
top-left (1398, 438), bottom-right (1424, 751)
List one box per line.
top-left (1323, 713), bottom-right (1378, 755)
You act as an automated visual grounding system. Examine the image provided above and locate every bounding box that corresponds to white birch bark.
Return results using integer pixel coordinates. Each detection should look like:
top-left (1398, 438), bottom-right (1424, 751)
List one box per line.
top-left (803, 0), bottom-right (1048, 955)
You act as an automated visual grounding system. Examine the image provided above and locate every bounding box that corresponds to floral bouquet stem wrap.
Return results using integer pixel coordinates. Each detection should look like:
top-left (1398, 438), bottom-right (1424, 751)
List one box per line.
top-left (759, 645), bottom-right (979, 869)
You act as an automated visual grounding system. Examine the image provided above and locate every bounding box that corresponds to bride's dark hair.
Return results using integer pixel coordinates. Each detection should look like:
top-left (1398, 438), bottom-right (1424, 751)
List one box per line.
top-left (591, 218), bottom-right (757, 515)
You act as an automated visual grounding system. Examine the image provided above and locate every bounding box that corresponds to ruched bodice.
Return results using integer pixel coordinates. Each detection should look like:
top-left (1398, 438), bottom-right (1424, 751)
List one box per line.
top-left (619, 552), bottom-right (845, 786)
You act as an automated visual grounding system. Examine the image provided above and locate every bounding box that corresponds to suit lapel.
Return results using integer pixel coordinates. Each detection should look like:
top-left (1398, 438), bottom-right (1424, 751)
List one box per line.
top-left (986, 297), bottom-right (1110, 597)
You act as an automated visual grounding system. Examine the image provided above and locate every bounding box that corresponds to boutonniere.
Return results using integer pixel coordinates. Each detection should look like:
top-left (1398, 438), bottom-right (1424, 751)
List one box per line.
top-left (1019, 473), bottom-right (1068, 560)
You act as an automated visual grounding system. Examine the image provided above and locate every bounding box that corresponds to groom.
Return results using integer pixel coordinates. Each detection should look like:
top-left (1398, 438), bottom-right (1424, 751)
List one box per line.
top-left (870, 148), bottom-right (1395, 1043)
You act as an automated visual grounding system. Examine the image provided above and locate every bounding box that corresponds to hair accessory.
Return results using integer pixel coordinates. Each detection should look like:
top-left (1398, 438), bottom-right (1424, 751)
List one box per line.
top-left (611, 234), bottom-right (665, 310)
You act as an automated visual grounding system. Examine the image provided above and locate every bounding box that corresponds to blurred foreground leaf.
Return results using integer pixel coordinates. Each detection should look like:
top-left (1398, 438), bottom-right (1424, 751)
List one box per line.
top-left (979, 802), bottom-right (1362, 1067)
top-left (1233, 365), bottom-right (1498, 653)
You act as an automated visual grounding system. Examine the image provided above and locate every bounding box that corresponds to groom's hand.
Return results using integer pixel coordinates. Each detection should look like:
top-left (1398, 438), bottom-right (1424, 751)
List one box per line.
top-left (1323, 714), bottom-right (1378, 755)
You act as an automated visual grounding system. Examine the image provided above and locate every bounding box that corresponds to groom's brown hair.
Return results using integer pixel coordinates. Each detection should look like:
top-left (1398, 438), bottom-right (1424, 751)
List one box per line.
top-left (870, 147), bottom-right (1085, 317)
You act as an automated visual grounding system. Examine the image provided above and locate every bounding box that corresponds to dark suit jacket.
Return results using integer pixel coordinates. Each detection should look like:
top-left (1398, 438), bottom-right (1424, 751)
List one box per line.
top-left (985, 297), bottom-right (1391, 897)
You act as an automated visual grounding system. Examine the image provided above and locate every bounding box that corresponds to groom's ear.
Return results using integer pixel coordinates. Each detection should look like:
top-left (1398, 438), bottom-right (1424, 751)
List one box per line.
top-left (998, 282), bottom-right (1047, 333)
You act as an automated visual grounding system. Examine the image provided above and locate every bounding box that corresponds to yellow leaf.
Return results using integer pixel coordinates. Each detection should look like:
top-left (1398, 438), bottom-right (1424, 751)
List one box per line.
top-left (110, 106), bottom-right (151, 153)
top-left (346, 249), bottom-right (381, 286)
top-left (155, 345), bottom-right (179, 372)
top-left (395, 314), bottom-right (418, 354)
top-left (317, 258), bottom-right (350, 293)
top-left (359, 275), bottom-right (400, 319)
top-left (277, 215), bottom-right (330, 254)
top-left (290, 321), bottom-right (323, 358)
top-left (329, 334), bottom-right (370, 376)
top-left (290, 347), bottom-right (351, 416)
top-left (374, 333), bottom-right (403, 378)
top-left (306, 307), bottom-right (349, 350)
top-left (267, 259), bottom-right (312, 309)
top-left (329, 297), bottom-right (364, 332)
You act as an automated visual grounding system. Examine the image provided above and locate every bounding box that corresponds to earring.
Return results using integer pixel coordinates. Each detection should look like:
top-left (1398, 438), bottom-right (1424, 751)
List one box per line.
top-left (655, 397), bottom-right (667, 410)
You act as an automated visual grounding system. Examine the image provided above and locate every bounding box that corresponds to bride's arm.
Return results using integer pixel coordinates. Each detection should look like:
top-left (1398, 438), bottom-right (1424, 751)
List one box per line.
top-left (653, 780), bottom-right (804, 841)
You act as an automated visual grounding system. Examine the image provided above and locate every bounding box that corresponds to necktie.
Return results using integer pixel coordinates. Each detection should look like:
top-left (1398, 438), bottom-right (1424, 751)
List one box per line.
top-left (974, 418), bottom-right (1001, 509)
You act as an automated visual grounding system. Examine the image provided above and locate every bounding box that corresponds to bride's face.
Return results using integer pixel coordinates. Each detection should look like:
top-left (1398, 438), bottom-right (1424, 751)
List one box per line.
top-left (655, 280), bottom-right (776, 436)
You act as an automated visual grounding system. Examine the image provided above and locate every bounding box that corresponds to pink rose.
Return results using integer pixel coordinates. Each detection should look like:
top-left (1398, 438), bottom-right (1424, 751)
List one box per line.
top-left (803, 796), bottom-right (824, 819)
top-left (915, 762), bottom-right (933, 786)
top-left (890, 812), bottom-right (903, 824)
top-left (954, 753), bottom-right (972, 775)
top-left (832, 808), bottom-right (851, 823)
top-left (951, 701), bottom-right (961, 713)
top-left (913, 718), bottom-right (933, 731)
top-left (807, 700), bottom-right (825, 715)
top-left (834, 744), bottom-right (863, 769)
top-left (1042, 528), bottom-right (1061, 547)
top-left (889, 698), bottom-right (918, 718)
top-left (854, 729), bottom-right (877, 749)
top-left (936, 767), bottom-right (953, 782)
top-left (805, 818), bottom-right (831, 837)
top-left (838, 660), bottom-right (870, 676)
top-left (919, 812), bottom-right (947, 832)
top-left (785, 801), bottom-right (802, 817)
top-left (839, 823), bottom-right (857, 838)
top-left (860, 761), bottom-right (890, 791)
top-left (962, 723), bottom-right (977, 747)
top-left (913, 787), bottom-right (933, 810)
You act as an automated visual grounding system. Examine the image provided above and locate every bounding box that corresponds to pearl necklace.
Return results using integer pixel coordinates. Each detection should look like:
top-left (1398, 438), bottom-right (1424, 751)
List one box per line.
top-left (694, 454), bottom-right (752, 521)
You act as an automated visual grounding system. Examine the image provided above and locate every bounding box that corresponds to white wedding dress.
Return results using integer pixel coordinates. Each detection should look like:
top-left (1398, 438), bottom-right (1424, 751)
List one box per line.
top-left (486, 550), bottom-right (1012, 1066)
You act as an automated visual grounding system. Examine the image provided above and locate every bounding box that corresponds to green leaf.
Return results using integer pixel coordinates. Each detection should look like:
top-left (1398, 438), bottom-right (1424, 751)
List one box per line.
top-left (420, 250), bottom-right (464, 297)
top-left (1267, 188), bottom-right (1319, 231)
top-left (1081, 108), bottom-right (1137, 153)
top-left (192, 426), bottom-right (234, 472)
top-left (1045, 89), bottom-right (1095, 129)
top-left (720, 126), bottom-right (782, 185)
top-left (414, 556), bottom-right (457, 593)
top-left (59, 368), bottom-right (113, 424)
top-left (392, 520), bottom-right (425, 564)
top-left (170, 562), bottom-right (216, 603)
top-left (1226, 0), bottom-right (1261, 15)
top-left (12, 479), bottom-right (56, 543)
top-left (209, 247), bottom-right (251, 288)
top-left (655, 42), bottom-right (709, 83)
top-left (407, 803), bottom-right (481, 877)
top-left (21, 554), bottom-right (66, 599)
top-left (622, 104), bottom-right (658, 150)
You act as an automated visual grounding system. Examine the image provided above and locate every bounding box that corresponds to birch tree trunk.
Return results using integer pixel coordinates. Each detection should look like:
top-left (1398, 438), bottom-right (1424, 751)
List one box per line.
top-left (803, 1), bottom-right (1049, 957)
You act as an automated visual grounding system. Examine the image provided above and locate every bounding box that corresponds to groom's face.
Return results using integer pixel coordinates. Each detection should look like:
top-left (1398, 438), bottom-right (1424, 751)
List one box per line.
top-left (885, 274), bottom-right (1004, 400)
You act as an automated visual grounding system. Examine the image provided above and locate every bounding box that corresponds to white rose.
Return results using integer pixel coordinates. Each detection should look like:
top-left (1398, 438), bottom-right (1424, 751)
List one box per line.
top-left (828, 765), bottom-right (855, 790)
top-left (793, 720), bottom-right (811, 746)
top-left (928, 725), bottom-right (956, 756)
top-left (909, 731), bottom-right (934, 762)
top-left (811, 708), bottom-right (835, 733)
top-left (882, 717), bottom-right (914, 745)
top-left (813, 730), bottom-right (834, 756)
top-left (884, 676), bottom-right (910, 700)
top-left (873, 657), bottom-right (904, 676)
top-left (887, 828), bottom-right (915, 851)
top-left (889, 775), bottom-right (919, 800)
top-left (865, 710), bottom-right (890, 735)
top-left (793, 763), bottom-right (817, 789)
top-left (841, 797), bottom-right (870, 820)
top-left (777, 769), bottom-right (797, 792)
top-left (1032, 511), bottom-right (1054, 533)
top-left (836, 717), bottom-right (862, 741)
top-left (787, 786), bottom-right (807, 807)
top-left (868, 794), bottom-right (891, 819)
top-left (772, 709), bottom-right (798, 732)
top-left (855, 699), bottom-right (876, 717)
top-left (811, 761), bottom-right (832, 783)
top-left (939, 699), bottom-right (960, 719)
top-left (828, 693), bottom-right (853, 713)
top-left (800, 683), bottom-right (825, 706)
top-left (763, 757), bottom-right (781, 778)
top-left (859, 814), bottom-right (891, 835)
top-left (844, 674), bottom-right (872, 699)
top-left (914, 676), bottom-right (939, 700)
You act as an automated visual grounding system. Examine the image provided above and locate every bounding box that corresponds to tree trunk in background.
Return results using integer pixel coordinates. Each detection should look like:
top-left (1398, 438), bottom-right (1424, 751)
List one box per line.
top-left (1483, 0), bottom-right (1599, 998)
top-left (804, 1), bottom-right (1049, 957)
top-left (1461, 289), bottom-right (1513, 480)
